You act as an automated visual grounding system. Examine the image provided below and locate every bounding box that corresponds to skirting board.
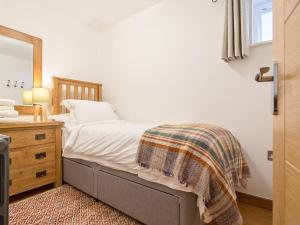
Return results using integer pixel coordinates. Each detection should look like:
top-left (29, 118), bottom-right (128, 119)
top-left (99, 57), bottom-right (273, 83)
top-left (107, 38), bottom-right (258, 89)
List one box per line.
top-left (236, 192), bottom-right (272, 210)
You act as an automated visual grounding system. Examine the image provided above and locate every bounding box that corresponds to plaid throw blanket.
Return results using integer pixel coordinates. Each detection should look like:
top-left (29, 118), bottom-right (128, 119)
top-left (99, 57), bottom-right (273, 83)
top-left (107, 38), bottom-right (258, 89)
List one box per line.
top-left (136, 124), bottom-right (251, 225)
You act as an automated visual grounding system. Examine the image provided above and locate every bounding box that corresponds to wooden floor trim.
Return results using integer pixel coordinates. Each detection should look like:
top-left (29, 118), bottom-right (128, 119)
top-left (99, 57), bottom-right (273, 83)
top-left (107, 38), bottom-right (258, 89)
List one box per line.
top-left (237, 192), bottom-right (272, 210)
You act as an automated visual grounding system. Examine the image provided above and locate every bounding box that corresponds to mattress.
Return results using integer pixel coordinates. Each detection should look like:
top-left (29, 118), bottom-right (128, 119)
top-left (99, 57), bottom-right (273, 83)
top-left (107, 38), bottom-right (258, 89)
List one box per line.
top-left (62, 120), bottom-right (193, 193)
top-left (63, 120), bottom-right (153, 174)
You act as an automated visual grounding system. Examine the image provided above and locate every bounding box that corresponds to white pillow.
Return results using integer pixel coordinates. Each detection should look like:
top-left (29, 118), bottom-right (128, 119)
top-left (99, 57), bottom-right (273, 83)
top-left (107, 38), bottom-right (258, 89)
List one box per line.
top-left (49, 113), bottom-right (76, 131)
top-left (49, 113), bottom-right (70, 122)
top-left (61, 100), bottom-right (119, 124)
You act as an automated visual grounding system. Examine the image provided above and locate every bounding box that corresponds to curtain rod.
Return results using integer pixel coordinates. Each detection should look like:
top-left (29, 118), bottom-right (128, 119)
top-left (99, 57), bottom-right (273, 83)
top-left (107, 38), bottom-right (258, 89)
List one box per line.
top-left (212, 0), bottom-right (218, 2)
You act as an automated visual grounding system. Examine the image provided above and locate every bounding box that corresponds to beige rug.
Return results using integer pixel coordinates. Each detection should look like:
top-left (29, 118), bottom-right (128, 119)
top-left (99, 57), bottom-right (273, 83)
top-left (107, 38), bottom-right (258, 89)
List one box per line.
top-left (9, 184), bottom-right (142, 225)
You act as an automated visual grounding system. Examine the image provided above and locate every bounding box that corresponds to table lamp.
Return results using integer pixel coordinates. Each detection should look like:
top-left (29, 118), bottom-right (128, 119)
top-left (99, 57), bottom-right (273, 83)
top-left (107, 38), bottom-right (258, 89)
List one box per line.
top-left (22, 90), bottom-right (33, 105)
top-left (32, 88), bottom-right (50, 122)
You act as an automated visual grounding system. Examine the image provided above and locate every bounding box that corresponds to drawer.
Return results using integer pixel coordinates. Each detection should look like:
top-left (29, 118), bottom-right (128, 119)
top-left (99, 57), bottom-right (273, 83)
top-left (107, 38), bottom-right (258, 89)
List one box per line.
top-left (63, 158), bottom-right (95, 198)
top-left (9, 162), bottom-right (56, 196)
top-left (2, 128), bottom-right (55, 149)
top-left (9, 144), bottom-right (55, 170)
top-left (97, 170), bottom-right (180, 225)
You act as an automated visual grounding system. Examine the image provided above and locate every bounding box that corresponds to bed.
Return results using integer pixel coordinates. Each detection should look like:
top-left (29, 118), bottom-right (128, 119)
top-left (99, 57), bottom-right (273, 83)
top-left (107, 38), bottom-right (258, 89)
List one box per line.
top-left (52, 77), bottom-right (202, 225)
top-left (52, 77), bottom-right (250, 225)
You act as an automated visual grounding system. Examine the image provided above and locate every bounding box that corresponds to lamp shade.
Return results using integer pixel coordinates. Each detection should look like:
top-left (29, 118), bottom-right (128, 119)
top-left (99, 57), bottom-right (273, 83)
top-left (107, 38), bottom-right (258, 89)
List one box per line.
top-left (22, 90), bottom-right (33, 105)
top-left (32, 88), bottom-right (50, 105)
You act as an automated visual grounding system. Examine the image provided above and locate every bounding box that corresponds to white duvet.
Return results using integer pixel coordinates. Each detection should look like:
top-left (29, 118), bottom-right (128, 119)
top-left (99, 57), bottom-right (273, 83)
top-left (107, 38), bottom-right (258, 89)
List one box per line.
top-left (63, 120), bottom-right (155, 173)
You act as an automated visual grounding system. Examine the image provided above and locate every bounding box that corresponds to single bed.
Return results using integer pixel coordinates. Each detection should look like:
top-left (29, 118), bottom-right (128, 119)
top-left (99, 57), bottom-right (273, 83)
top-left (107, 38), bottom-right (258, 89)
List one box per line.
top-left (52, 77), bottom-right (202, 225)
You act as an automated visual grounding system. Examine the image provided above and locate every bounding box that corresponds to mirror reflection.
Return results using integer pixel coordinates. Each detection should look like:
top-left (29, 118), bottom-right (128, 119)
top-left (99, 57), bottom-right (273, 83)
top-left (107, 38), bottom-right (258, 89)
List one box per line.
top-left (0, 35), bottom-right (33, 105)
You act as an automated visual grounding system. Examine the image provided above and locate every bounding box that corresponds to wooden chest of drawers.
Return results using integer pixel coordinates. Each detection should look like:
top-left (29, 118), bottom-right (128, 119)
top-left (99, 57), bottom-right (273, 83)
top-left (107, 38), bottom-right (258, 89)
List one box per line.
top-left (0, 122), bottom-right (63, 196)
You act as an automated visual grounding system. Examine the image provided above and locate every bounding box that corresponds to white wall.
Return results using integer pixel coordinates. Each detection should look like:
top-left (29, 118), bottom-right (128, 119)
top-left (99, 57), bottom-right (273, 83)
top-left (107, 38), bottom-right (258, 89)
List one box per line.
top-left (0, 0), bottom-right (273, 199)
top-left (0, 0), bottom-right (100, 87)
top-left (98, 0), bottom-right (273, 199)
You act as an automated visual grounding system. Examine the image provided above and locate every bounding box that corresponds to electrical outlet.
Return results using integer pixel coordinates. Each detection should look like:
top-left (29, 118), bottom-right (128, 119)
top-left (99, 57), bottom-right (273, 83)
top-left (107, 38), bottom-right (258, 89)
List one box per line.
top-left (267, 150), bottom-right (273, 161)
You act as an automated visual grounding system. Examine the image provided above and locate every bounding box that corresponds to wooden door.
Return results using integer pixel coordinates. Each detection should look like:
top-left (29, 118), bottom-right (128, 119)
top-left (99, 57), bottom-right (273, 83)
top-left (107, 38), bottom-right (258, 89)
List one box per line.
top-left (273, 0), bottom-right (300, 224)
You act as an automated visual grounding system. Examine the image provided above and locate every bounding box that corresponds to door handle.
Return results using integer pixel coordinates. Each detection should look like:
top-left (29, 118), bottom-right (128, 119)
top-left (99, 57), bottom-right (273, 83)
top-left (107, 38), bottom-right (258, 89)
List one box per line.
top-left (255, 62), bottom-right (279, 115)
top-left (273, 62), bottom-right (279, 115)
top-left (255, 67), bottom-right (274, 82)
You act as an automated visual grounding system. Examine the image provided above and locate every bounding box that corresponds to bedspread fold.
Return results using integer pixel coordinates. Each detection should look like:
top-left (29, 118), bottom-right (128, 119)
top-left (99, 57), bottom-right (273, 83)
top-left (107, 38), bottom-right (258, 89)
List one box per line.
top-left (136, 124), bottom-right (251, 225)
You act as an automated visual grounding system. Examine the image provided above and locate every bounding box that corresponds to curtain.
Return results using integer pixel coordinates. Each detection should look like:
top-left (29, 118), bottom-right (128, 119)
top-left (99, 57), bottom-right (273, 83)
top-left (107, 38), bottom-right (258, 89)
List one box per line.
top-left (222, 0), bottom-right (249, 62)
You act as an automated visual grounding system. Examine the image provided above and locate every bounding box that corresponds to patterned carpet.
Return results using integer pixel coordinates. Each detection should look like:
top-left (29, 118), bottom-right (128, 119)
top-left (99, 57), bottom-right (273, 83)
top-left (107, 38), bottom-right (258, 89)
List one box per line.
top-left (9, 184), bottom-right (142, 225)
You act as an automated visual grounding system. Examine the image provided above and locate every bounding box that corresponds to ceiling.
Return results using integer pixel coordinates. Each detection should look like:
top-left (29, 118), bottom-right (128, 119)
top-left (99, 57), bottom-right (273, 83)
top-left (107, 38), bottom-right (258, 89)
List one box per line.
top-left (2, 0), bottom-right (165, 32)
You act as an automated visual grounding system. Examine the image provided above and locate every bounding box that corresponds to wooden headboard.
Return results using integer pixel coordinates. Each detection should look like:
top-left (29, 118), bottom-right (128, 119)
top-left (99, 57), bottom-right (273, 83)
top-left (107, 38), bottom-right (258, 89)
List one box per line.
top-left (52, 77), bottom-right (102, 114)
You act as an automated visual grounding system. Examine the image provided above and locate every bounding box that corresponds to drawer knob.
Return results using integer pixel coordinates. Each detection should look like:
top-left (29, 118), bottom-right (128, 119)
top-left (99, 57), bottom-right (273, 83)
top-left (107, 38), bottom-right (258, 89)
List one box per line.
top-left (35, 134), bottom-right (46, 140)
top-left (9, 158), bottom-right (11, 165)
top-left (36, 170), bottom-right (47, 178)
top-left (9, 179), bottom-right (12, 186)
top-left (35, 152), bottom-right (47, 160)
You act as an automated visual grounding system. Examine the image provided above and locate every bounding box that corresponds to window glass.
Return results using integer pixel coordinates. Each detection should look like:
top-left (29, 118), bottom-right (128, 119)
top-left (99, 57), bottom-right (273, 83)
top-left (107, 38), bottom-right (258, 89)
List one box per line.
top-left (251, 0), bottom-right (272, 44)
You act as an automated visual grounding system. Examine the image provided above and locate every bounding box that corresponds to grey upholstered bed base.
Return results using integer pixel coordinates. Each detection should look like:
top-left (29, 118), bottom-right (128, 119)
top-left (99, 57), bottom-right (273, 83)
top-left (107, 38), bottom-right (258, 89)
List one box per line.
top-left (63, 157), bottom-right (203, 225)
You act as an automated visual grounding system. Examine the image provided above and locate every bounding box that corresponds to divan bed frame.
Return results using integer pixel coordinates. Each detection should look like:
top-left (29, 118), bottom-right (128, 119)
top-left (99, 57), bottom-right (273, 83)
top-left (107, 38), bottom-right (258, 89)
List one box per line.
top-left (52, 77), bottom-right (202, 225)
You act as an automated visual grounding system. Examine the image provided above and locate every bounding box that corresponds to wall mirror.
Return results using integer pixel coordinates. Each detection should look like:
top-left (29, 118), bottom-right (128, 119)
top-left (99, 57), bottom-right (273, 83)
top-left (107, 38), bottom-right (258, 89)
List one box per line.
top-left (0, 25), bottom-right (42, 114)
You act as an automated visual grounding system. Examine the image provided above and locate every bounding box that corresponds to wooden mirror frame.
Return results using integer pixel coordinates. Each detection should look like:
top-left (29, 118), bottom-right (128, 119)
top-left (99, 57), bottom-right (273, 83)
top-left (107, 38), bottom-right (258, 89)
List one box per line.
top-left (0, 25), bottom-right (42, 114)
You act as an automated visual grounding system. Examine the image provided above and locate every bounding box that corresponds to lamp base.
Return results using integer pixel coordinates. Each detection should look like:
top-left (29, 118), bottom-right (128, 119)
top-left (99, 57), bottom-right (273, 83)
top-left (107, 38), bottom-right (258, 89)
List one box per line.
top-left (33, 105), bottom-right (49, 122)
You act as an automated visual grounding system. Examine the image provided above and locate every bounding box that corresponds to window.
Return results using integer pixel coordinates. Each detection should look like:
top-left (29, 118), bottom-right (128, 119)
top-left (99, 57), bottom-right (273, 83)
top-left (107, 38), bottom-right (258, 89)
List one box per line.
top-left (251, 0), bottom-right (273, 44)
